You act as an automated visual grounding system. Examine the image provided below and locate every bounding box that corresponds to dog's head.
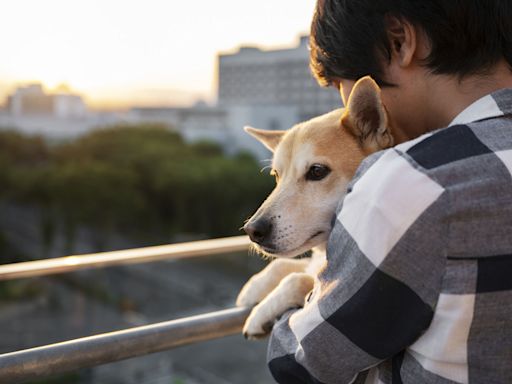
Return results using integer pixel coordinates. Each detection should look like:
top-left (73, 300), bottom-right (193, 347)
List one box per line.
top-left (243, 76), bottom-right (394, 258)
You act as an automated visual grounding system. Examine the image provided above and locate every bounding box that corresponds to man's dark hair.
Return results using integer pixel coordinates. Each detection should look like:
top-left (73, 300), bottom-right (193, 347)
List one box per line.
top-left (310, 0), bottom-right (512, 87)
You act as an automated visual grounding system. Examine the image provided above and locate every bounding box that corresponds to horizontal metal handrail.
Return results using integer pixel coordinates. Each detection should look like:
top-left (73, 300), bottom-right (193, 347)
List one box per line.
top-left (0, 235), bottom-right (251, 281)
top-left (0, 306), bottom-right (252, 384)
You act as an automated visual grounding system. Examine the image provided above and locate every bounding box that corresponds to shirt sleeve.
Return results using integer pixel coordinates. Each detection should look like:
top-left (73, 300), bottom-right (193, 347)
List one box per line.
top-left (267, 149), bottom-right (448, 384)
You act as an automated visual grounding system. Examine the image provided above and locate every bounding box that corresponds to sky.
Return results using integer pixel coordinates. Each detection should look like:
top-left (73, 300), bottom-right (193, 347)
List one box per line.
top-left (1, 0), bottom-right (317, 109)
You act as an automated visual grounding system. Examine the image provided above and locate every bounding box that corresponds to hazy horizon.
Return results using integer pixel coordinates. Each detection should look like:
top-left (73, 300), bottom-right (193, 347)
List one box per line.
top-left (1, 0), bottom-right (317, 110)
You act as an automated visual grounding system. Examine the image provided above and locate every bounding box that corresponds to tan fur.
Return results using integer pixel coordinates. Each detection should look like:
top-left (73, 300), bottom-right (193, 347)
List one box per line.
top-left (238, 76), bottom-right (397, 338)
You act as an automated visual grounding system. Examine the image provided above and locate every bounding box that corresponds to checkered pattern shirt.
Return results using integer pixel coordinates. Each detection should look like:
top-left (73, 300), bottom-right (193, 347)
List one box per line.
top-left (267, 88), bottom-right (512, 384)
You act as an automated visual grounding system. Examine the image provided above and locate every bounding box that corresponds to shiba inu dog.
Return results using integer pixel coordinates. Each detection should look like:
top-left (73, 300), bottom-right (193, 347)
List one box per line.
top-left (236, 76), bottom-right (396, 339)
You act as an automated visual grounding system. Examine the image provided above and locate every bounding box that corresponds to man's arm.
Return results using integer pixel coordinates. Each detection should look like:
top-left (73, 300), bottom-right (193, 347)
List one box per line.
top-left (267, 149), bottom-right (448, 384)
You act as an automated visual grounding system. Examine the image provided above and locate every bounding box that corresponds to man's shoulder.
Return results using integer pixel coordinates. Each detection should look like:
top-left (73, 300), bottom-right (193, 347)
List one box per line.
top-left (392, 118), bottom-right (512, 190)
top-left (345, 115), bottom-right (512, 214)
top-left (389, 116), bottom-right (512, 259)
top-left (347, 113), bottom-right (512, 203)
top-left (404, 120), bottom-right (511, 167)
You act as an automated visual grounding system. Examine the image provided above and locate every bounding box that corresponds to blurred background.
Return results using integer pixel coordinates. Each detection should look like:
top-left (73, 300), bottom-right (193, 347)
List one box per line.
top-left (0, 1), bottom-right (343, 383)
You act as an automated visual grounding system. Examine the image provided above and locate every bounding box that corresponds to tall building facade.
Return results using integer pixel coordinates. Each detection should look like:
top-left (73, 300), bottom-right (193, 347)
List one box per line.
top-left (218, 36), bottom-right (342, 123)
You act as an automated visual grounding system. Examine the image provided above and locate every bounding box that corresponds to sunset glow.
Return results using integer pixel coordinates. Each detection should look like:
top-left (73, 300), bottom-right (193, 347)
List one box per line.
top-left (1, 0), bottom-right (317, 109)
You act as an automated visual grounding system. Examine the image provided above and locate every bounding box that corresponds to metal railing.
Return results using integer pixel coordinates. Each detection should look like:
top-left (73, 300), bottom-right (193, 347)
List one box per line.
top-left (0, 236), bottom-right (254, 384)
top-left (0, 235), bottom-right (251, 281)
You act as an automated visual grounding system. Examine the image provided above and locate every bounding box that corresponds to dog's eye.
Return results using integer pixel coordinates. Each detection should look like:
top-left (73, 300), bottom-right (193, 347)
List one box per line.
top-left (306, 164), bottom-right (331, 181)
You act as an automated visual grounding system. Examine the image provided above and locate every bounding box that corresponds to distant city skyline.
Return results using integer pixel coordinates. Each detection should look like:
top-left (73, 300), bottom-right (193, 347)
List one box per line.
top-left (1, 0), bottom-right (317, 110)
top-left (1, 35), bottom-right (341, 161)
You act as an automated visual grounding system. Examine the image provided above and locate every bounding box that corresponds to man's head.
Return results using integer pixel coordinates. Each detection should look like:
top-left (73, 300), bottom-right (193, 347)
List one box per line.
top-left (310, 0), bottom-right (512, 137)
top-left (311, 0), bottom-right (512, 86)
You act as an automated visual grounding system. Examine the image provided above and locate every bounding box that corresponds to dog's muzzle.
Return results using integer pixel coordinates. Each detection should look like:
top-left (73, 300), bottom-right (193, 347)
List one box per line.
top-left (244, 218), bottom-right (272, 245)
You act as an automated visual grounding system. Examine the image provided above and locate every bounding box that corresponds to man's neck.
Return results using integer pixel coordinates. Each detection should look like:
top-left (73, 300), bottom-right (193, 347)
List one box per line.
top-left (426, 60), bottom-right (512, 130)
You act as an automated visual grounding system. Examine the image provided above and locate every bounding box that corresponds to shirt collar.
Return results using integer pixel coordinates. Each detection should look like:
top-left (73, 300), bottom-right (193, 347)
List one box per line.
top-left (449, 88), bottom-right (512, 126)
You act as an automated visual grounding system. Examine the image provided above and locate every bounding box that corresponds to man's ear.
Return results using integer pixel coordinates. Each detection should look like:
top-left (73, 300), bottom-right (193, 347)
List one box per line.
top-left (385, 15), bottom-right (417, 68)
top-left (341, 76), bottom-right (393, 149)
top-left (244, 126), bottom-right (285, 153)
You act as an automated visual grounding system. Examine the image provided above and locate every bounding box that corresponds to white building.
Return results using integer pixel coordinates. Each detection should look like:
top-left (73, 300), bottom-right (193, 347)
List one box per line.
top-left (0, 112), bottom-right (124, 141)
top-left (129, 102), bottom-right (300, 158)
top-left (7, 83), bottom-right (87, 119)
top-left (1, 84), bottom-right (120, 140)
top-left (7, 84), bottom-right (52, 116)
top-left (53, 93), bottom-right (87, 119)
top-left (128, 102), bottom-right (229, 145)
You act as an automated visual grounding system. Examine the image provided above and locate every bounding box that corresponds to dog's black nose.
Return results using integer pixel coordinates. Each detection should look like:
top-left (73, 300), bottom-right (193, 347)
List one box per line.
top-left (244, 219), bottom-right (272, 244)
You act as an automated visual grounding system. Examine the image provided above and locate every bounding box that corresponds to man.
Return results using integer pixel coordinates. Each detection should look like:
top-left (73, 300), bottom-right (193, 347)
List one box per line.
top-left (267, 1), bottom-right (512, 383)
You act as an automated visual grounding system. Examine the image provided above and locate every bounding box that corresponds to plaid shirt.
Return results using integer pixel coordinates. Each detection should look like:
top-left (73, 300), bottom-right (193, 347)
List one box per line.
top-left (267, 88), bottom-right (512, 384)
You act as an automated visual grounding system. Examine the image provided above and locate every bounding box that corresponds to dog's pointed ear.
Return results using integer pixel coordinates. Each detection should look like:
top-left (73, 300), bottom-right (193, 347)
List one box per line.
top-left (341, 76), bottom-right (394, 149)
top-left (244, 126), bottom-right (285, 153)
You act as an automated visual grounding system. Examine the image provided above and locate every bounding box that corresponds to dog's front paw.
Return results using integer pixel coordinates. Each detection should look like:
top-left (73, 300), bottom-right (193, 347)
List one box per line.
top-left (243, 306), bottom-right (274, 340)
top-left (236, 278), bottom-right (264, 307)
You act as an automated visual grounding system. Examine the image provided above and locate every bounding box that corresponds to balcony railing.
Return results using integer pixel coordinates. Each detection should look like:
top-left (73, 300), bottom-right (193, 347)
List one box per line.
top-left (0, 236), bottom-right (253, 384)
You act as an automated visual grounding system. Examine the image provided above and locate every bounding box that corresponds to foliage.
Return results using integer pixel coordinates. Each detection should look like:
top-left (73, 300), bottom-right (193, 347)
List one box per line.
top-left (0, 124), bottom-right (273, 252)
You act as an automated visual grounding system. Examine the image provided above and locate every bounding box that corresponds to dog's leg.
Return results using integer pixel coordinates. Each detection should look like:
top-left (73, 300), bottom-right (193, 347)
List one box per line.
top-left (243, 272), bottom-right (314, 339)
top-left (236, 258), bottom-right (309, 308)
